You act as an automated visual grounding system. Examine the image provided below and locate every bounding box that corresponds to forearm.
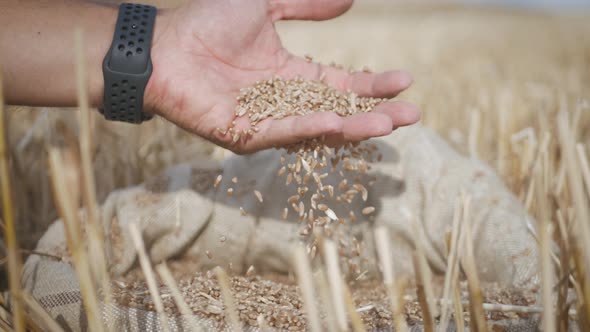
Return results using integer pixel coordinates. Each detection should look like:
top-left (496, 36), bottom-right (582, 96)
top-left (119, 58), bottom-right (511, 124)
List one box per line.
top-left (2, 0), bottom-right (120, 108)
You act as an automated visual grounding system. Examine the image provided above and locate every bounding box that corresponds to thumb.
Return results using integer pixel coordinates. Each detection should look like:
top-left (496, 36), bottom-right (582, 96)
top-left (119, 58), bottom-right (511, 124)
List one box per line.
top-left (269, 0), bottom-right (353, 21)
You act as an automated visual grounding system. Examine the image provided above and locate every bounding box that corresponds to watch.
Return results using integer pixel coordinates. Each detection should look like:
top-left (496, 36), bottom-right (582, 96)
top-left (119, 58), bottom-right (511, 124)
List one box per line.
top-left (101, 3), bottom-right (157, 124)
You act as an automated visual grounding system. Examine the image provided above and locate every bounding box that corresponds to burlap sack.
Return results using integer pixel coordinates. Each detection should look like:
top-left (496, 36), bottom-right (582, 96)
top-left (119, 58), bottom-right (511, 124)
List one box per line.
top-left (369, 125), bottom-right (538, 287)
top-left (21, 125), bottom-right (540, 331)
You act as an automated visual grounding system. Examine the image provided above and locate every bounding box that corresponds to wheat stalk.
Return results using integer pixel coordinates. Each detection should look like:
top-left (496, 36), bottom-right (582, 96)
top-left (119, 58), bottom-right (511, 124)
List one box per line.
top-left (323, 239), bottom-right (348, 331)
top-left (576, 143), bottom-right (590, 199)
top-left (0, 61), bottom-right (25, 332)
top-left (557, 111), bottom-right (590, 325)
top-left (374, 227), bottom-right (408, 332)
top-left (410, 213), bottom-right (437, 331)
top-left (292, 245), bottom-right (322, 332)
top-left (459, 194), bottom-right (487, 331)
top-left (21, 291), bottom-right (65, 332)
top-left (48, 148), bottom-right (104, 332)
top-left (156, 262), bottom-right (202, 332)
top-left (128, 223), bottom-right (171, 332)
top-left (0, 293), bottom-right (15, 332)
top-left (313, 269), bottom-right (339, 332)
top-left (213, 266), bottom-right (242, 332)
top-left (438, 199), bottom-right (463, 332)
top-left (74, 28), bottom-right (113, 307)
top-left (535, 163), bottom-right (556, 332)
top-left (342, 278), bottom-right (366, 332)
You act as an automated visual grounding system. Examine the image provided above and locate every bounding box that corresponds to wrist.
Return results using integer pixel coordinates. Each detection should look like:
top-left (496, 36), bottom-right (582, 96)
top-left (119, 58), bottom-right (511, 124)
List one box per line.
top-left (143, 8), bottom-right (174, 116)
top-left (89, 5), bottom-right (119, 109)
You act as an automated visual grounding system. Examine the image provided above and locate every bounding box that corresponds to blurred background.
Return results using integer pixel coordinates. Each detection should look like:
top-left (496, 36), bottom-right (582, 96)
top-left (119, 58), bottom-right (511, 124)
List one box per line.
top-left (469, 0), bottom-right (590, 11)
top-left (394, 0), bottom-right (590, 11)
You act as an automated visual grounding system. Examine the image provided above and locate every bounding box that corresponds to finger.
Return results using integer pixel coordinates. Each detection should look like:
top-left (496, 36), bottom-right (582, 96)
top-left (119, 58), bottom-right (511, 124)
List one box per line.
top-left (269, 0), bottom-right (353, 21)
top-left (321, 102), bottom-right (420, 146)
top-left (372, 100), bottom-right (421, 128)
top-left (237, 112), bottom-right (344, 153)
top-left (280, 55), bottom-right (414, 98)
top-left (211, 102), bottom-right (419, 154)
top-left (234, 103), bottom-right (417, 153)
top-left (321, 113), bottom-right (392, 147)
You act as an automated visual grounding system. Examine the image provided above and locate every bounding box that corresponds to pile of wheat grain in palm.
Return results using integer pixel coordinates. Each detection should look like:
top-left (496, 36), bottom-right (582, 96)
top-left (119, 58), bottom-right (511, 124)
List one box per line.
top-left (222, 77), bottom-right (384, 260)
top-left (227, 76), bottom-right (384, 142)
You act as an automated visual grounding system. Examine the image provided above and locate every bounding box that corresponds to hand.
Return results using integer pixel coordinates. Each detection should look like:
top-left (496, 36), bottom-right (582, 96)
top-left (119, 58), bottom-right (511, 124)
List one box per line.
top-left (146, 0), bottom-right (420, 154)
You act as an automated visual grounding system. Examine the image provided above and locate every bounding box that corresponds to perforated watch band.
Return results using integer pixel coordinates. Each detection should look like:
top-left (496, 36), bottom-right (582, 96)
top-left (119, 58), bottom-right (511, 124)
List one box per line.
top-left (101, 3), bottom-right (156, 124)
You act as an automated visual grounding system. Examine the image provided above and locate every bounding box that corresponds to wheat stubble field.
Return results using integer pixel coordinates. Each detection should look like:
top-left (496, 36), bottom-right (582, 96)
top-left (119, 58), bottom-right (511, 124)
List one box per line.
top-left (2, 1), bottom-right (590, 331)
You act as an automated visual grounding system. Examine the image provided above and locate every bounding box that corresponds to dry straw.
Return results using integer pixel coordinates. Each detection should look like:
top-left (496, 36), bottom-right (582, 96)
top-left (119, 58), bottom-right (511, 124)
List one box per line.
top-left (576, 143), bottom-right (590, 198)
top-left (21, 291), bottom-right (65, 332)
top-left (342, 279), bottom-right (366, 332)
top-left (128, 223), bottom-right (171, 332)
top-left (374, 227), bottom-right (408, 332)
top-left (0, 294), bottom-right (14, 331)
top-left (534, 161), bottom-right (556, 332)
top-left (410, 213), bottom-right (437, 328)
top-left (48, 148), bottom-right (104, 332)
top-left (74, 28), bottom-right (113, 308)
top-left (314, 269), bottom-right (339, 332)
top-left (451, 281), bottom-right (466, 332)
top-left (155, 263), bottom-right (202, 332)
top-left (557, 111), bottom-right (590, 326)
top-left (323, 239), bottom-right (348, 331)
top-left (458, 195), bottom-right (487, 332)
top-left (555, 208), bottom-right (574, 331)
top-left (292, 245), bottom-right (322, 332)
top-left (0, 313), bottom-right (12, 332)
top-left (438, 200), bottom-right (463, 332)
top-left (213, 266), bottom-right (242, 331)
top-left (0, 61), bottom-right (25, 331)
top-left (413, 252), bottom-right (434, 332)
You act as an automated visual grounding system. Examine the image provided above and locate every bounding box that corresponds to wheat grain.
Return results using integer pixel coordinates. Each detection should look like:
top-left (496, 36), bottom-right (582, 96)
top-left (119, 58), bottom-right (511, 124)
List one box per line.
top-left (254, 190), bottom-right (263, 203)
top-left (214, 175), bottom-right (222, 188)
top-left (245, 265), bottom-right (256, 278)
top-left (288, 195), bottom-right (300, 204)
top-left (362, 206), bottom-right (375, 215)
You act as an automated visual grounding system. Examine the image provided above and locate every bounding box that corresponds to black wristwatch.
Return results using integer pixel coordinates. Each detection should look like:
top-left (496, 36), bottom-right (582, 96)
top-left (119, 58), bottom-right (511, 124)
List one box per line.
top-left (100, 3), bottom-right (157, 124)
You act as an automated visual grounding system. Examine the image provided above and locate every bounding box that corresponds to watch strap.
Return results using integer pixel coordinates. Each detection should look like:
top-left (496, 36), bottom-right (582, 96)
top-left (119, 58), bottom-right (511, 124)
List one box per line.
top-left (101, 3), bottom-right (156, 124)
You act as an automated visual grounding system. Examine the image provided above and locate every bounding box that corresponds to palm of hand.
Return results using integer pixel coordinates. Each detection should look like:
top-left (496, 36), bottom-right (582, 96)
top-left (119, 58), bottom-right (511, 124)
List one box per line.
top-left (146, 0), bottom-right (419, 154)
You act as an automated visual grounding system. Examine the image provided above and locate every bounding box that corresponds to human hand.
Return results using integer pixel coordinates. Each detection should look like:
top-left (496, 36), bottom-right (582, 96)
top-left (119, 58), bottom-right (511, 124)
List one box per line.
top-left (146, 0), bottom-right (420, 153)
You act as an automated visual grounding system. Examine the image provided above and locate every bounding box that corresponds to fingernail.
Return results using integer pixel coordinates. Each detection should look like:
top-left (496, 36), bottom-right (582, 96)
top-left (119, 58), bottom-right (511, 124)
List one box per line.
top-left (397, 70), bottom-right (414, 86)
